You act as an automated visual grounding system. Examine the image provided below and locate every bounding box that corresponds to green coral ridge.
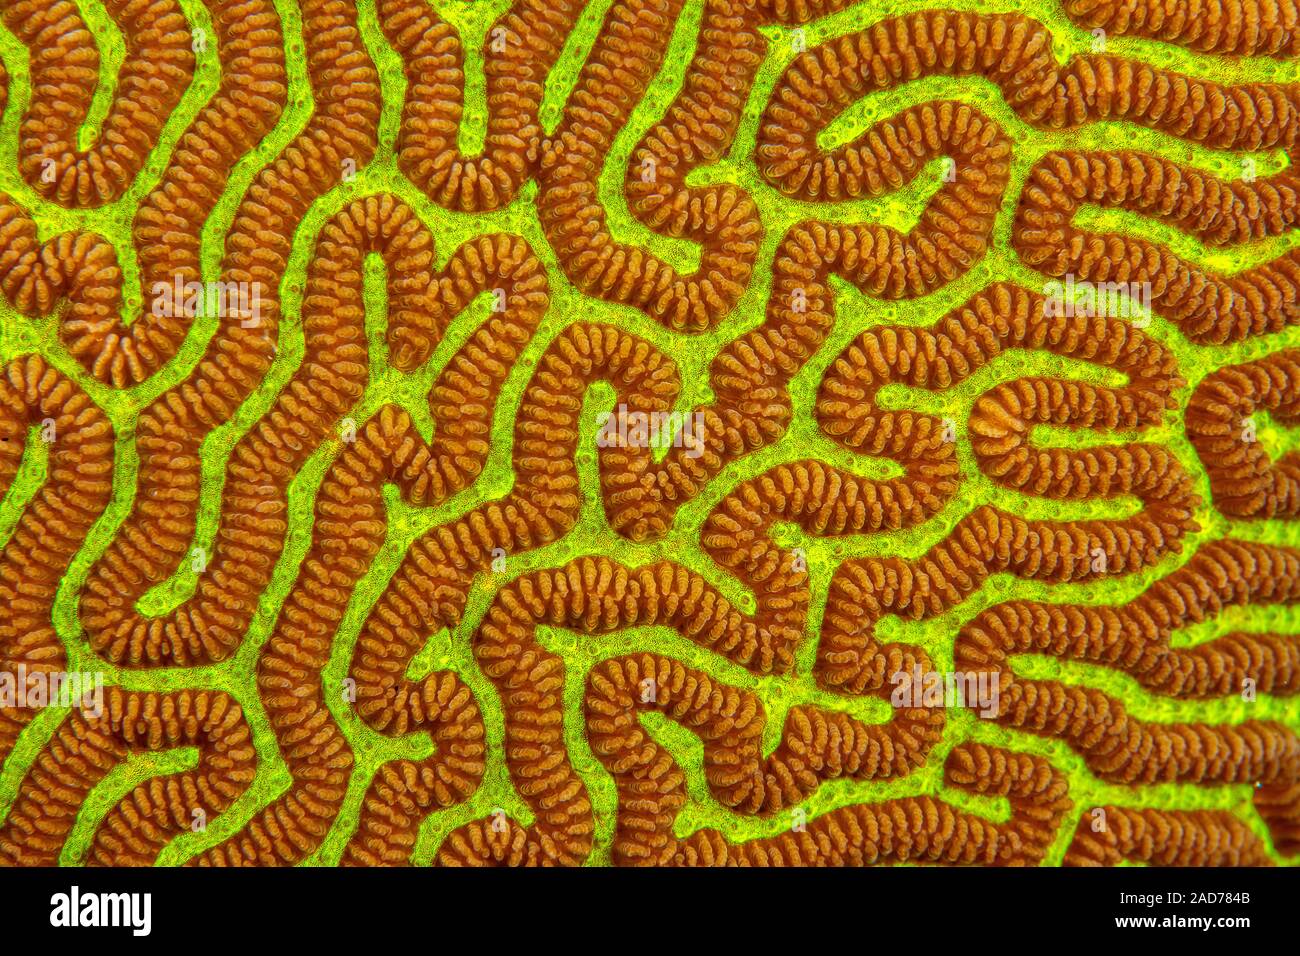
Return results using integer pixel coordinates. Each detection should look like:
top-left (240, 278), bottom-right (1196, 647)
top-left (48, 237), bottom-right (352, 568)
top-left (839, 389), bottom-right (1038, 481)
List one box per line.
top-left (0, 0), bottom-right (1298, 867)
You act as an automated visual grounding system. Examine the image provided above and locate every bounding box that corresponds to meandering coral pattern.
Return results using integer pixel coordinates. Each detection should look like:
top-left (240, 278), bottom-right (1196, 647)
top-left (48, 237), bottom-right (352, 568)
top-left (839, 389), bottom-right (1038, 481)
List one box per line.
top-left (0, 0), bottom-right (1298, 867)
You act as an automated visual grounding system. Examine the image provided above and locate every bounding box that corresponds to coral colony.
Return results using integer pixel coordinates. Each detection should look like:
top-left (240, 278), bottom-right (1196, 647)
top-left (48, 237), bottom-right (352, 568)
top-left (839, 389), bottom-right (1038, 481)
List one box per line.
top-left (0, 0), bottom-right (1298, 868)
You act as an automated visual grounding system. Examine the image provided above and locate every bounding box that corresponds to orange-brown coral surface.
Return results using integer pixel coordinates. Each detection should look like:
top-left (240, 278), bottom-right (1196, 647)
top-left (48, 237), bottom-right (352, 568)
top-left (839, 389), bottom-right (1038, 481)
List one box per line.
top-left (0, 0), bottom-right (1298, 867)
